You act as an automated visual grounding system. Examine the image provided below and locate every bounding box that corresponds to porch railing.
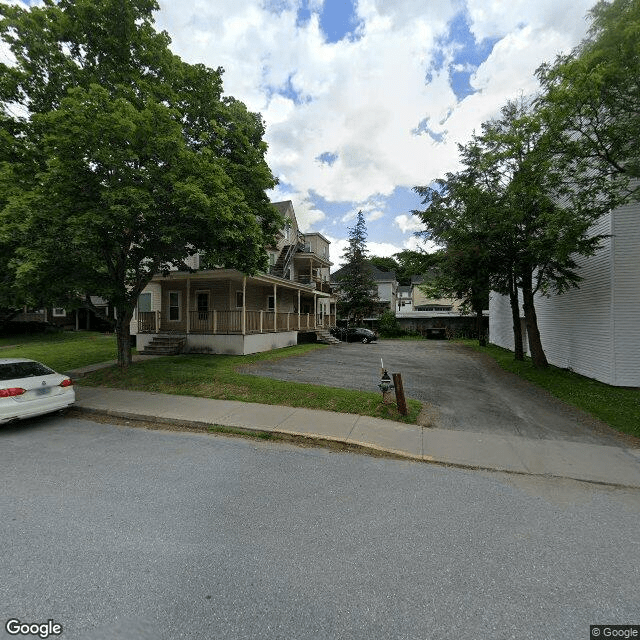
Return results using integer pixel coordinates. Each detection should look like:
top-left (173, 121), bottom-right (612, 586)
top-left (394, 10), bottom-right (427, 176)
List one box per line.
top-left (137, 310), bottom-right (334, 334)
top-left (138, 311), bottom-right (159, 333)
top-left (189, 310), bottom-right (242, 334)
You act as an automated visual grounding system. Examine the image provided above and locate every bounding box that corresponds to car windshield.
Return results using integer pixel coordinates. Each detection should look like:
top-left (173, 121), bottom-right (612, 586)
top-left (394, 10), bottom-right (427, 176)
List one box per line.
top-left (0, 362), bottom-right (55, 381)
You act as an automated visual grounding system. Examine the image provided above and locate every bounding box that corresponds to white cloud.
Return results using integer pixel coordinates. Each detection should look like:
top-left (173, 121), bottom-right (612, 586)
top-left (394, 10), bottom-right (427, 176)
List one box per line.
top-left (153, 0), bottom-right (596, 247)
top-left (394, 214), bottom-right (424, 234)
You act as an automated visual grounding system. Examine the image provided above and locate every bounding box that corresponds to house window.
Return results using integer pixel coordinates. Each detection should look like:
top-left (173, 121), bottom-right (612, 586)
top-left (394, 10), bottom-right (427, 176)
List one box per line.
top-left (267, 295), bottom-right (275, 311)
top-left (168, 291), bottom-right (181, 321)
top-left (52, 308), bottom-right (66, 317)
top-left (236, 291), bottom-right (244, 308)
top-left (138, 293), bottom-right (152, 313)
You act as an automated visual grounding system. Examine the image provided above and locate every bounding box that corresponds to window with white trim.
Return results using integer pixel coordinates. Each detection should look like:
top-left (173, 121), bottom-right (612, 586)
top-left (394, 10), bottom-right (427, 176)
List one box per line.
top-left (168, 291), bottom-right (181, 321)
top-left (137, 293), bottom-right (152, 313)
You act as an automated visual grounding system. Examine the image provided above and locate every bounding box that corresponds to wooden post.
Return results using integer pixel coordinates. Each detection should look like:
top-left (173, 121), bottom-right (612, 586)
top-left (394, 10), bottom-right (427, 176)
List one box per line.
top-left (186, 277), bottom-right (191, 334)
top-left (273, 283), bottom-right (277, 331)
top-left (392, 373), bottom-right (408, 416)
top-left (242, 277), bottom-right (246, 335)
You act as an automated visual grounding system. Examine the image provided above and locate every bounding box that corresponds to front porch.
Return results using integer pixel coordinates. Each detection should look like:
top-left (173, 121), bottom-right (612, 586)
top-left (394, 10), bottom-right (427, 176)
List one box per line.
top-left (133, 269), bottom-right (336, 355)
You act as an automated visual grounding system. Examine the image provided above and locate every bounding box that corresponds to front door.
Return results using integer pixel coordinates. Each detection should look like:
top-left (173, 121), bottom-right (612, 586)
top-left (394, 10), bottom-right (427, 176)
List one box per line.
top-left (196, 292), bottom-right (209, 321)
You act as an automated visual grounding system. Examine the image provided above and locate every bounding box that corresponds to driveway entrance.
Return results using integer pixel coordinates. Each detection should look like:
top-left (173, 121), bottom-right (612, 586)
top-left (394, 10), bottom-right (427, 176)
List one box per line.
top-left (241, 340), bottom-right (624, 445)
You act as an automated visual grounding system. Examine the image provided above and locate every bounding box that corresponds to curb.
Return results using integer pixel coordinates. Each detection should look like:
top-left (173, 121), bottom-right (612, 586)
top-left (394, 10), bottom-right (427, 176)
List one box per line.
top-left (70, 407), bottom-right (640, 490)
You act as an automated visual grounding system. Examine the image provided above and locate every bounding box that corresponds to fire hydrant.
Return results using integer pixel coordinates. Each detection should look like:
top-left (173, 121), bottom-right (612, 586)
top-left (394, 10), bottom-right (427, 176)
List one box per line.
top-left (378, 369), bottom-right (394, 404)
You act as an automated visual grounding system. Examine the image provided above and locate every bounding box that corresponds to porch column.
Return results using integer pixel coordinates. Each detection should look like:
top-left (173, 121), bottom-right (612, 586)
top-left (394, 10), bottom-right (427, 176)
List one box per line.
top-left (297, 290), bottom-right (301, 329)
top-left (273, 283), bottom-right (277, 332)
top-left (314, 293), bottom-right (317, 328)
top-left (186, 276), bottom-right (191, 334)
top-left (242, 276), bottom-right (246, 335)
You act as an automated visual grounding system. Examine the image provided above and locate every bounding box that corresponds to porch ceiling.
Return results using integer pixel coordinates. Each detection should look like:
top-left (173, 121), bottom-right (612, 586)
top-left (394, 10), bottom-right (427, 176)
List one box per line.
top-left (153, 268), bottom-right (331, 296)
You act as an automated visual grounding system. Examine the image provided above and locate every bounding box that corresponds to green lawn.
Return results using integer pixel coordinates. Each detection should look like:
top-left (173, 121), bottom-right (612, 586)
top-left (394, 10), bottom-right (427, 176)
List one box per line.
top-left (0, 331), bottom-right (120, 372)
top-left (463, 340), bottom-right (640, 438)
top-left (80, 344), bottom-right (422, 424)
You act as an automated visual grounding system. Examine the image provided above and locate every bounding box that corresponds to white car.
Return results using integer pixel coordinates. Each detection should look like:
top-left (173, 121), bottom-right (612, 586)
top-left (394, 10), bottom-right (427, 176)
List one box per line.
top-left (0, 358), bottom-right (75, 424)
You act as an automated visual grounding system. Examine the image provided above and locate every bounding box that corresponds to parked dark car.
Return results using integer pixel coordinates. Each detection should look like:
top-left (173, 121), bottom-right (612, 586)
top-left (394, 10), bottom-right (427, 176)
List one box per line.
top-left (330, 326), bottom-right (378, 344)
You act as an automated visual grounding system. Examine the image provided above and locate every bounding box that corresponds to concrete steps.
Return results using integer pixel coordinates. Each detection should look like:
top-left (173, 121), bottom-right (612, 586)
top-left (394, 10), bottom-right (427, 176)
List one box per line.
top-left (141, 335), bottom-right (186, 356)
top-left (315, 329), bottom-right (340, 345)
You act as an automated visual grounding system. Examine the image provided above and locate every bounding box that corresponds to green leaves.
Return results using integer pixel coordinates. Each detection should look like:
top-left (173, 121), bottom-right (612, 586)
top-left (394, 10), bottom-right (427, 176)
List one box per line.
top-left (337, 211), bottom-right (379, 322)
top-left (536, 0), bottom-right (640, 201)
top-left (0, 0), bottom-right (277, 366)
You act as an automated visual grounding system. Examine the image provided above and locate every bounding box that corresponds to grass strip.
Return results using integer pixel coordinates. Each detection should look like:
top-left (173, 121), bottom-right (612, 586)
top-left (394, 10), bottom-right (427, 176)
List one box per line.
top-left (463, 340), bottom-right (640, 438)
top-left (0, 331), bottom-right (120, 372)
top-left (80, 344), bottom-right (422, 424)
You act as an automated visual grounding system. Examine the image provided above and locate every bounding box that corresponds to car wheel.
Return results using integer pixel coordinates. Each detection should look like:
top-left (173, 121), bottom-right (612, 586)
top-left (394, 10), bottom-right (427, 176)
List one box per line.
top-left (361, 337), bottom-right (369, 344)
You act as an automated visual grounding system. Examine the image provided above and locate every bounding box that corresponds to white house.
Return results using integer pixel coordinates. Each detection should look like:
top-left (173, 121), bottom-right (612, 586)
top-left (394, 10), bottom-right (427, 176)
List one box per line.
top-left (489, 196), bottom-right (640, 387)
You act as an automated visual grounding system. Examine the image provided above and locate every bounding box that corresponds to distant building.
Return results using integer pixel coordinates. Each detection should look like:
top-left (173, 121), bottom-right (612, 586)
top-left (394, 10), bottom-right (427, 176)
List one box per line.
top-left (330, 261), bottom-right (398, 318)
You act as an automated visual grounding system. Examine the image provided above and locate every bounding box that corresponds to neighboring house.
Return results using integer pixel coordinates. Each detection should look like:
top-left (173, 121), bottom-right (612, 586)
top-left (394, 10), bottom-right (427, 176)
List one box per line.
top-left (131, 201), bottom-right (336, 355)
top-left (396, 286), bottom-right (412, 312)
top-left (10, 297), bottom-right (115, 332)
top-left (489, 196), bottom-right (640, 386)
top-left (330, 262), bottom-right (398, 318)
top-left (409, 275), bottom-right (464, 313)
top-left (395, 275), bottom-right (486, 336)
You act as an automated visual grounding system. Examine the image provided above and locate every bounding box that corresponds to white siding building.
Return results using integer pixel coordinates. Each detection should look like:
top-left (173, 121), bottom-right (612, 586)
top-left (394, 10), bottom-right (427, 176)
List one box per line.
top-left (489, 197), bottom-right (640, 387)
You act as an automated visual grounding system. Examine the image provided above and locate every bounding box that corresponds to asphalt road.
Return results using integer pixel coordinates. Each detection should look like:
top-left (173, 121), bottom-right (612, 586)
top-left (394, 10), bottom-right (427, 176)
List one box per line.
top-left (2, 415), bottom-right (639, 640)
top-left (240, 340), bottom-right (624, 444)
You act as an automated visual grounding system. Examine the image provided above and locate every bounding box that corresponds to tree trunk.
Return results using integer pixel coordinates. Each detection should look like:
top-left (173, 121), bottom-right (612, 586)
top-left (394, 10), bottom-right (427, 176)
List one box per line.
top-left (476, 306), bottom-right (486, 346)
top-left (115, 308), bottom-right (134, 369)
top-left (508, 277), bottom-right (524, 361)
top-left (521, 273), bottom-right (548, 369)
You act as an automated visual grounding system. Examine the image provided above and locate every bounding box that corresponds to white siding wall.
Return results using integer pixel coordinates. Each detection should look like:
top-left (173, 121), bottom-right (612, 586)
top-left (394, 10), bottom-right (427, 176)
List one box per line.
top-left (611, 197), bottom-right (640, 386)
top-left (489, 291), bottom-right (522, 353)
top-left (532, 214), bottom-right (614, 384)
top-left (490, 204), bottom-right (640, 386)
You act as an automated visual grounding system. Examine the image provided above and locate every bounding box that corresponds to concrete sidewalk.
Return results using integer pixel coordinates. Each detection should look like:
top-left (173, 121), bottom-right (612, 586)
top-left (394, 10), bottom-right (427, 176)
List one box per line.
top-left (72, 385), bottom-right (640, 488)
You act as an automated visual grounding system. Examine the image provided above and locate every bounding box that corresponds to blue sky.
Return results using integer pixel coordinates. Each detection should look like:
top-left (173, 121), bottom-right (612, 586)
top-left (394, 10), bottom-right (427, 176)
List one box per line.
top-left (150, 0), bottom-right (597, 268)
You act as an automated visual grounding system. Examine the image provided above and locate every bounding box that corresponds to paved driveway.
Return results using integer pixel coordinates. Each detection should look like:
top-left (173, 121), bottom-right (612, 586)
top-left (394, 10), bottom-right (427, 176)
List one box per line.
top-left (241, 340), bottom-right (624, 445)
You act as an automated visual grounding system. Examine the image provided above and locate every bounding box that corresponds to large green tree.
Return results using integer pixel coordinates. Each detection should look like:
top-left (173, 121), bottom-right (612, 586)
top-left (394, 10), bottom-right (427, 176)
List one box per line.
top-left (0, 0), bottom-right (280, 366)
top-left (413, 172), bottom-right (493, 347)
top-left (537, 0), bottom-right (640, 204)
top-left (336, 211), bottom-right (378, 323)
top-left (415, 99), bottom-right (610, 367)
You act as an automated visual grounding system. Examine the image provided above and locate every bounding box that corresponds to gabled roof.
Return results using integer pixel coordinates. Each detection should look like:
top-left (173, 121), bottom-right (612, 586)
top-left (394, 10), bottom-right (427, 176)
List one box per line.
top-left (272, 200), bottom-right (294, 216)
top-left (331, 260), bottom-right (396, 283)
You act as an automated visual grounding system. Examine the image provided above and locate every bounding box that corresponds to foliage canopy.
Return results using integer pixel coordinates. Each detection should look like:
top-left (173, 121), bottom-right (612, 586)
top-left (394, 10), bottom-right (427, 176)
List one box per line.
top-left (0, 0), bottom-right (280, 364)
